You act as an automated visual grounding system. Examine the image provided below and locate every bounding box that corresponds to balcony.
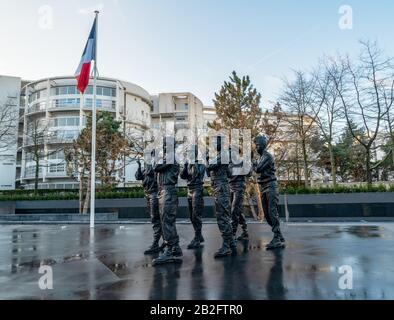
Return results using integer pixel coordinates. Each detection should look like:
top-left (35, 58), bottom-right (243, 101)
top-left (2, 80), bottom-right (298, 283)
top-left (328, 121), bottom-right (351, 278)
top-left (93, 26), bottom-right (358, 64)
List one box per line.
top-left (26, 103), bottom-right (47, 115)
top-left (46, 98), bottom-right (116, 112)
top-left (46, 137), bottom-right (76, 145)
top-left (47, 99), bottom-right (80, 111)
top-left (46, 171), bottom-right (69, 178)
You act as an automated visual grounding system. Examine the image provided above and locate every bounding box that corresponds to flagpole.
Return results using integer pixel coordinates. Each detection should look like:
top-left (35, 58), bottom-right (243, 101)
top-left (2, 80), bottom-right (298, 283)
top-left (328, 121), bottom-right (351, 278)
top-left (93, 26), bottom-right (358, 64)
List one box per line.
top-left (90, 11), bottom-right (99, 229)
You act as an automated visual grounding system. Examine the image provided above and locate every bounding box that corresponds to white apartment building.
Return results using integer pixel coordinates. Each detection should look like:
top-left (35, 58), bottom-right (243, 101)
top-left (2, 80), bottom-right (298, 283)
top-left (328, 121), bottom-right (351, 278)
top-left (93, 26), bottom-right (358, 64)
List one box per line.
top-left (19, 76), bottom-right (152, 190)
top-left (202, 106), bottom-right (217, 130)
top-left (0, 74), bottom-right (211, 190)
top-left (150, 93), bottom-right (204, 135)
top-left (0, 76), bottom-right (22, 190)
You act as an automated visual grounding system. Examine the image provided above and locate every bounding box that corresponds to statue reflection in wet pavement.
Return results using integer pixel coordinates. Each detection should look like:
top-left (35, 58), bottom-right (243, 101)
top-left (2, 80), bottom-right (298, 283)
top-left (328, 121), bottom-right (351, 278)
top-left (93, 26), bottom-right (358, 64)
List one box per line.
top-left (149, 260), bottom-right (183, 300)
top-left (190, 248), bottom-right (207, 300)
top-left (266, 249), bottom-right (286, 300)
top-left (218, 240), bottom-right (254, 300)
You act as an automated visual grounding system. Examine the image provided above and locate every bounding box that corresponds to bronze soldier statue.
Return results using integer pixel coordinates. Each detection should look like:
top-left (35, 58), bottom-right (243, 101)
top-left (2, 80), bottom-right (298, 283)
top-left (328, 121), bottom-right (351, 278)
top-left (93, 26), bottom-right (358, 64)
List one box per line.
top-left (180, 145), bottom-right (206, 250)
top-left (253, 135), bottom-right (285, 250)
top-left (135, 150), bottom-right (165, 254)
top-left (228, 146), bottom-right (249, 241)
top-left (152, 137), bottom-right (183, 266)
top-left (206, 136), bottom-right (237, 258)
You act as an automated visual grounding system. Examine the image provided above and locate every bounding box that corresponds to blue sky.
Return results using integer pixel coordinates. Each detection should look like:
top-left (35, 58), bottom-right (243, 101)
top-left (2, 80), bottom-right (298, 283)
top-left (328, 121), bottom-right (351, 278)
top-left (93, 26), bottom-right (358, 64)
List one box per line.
top-left (0, 0), bottom-right (393, 107)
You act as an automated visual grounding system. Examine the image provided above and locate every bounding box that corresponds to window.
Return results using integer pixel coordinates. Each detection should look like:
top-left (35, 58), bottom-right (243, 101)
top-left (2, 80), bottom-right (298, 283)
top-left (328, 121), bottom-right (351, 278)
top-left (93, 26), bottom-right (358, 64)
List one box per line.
top-left (67, 118), bottom-right (79, 126)
top-left (48, 150), bottom-right (65, 160)
top-left (58, 87), bottom-right (67, 95)
top-left (28, 89), bottom-right (47, 103)
top-left (85, 86), bottom-right (93, 95)
top-left (49, 163), bottom-right (66, 173)
top-left (85, 86), bottom-right (116, 97)
top-left (53, 117), bottom-right (79, 127)
top-left (58, 118), bottom-right (67, 126)
top-left (54, 98), bottom-right (80, 108)
top-left (102, 87), bottom-right (111, 96)
top-left (25, 153), bottom-right (36, 163)
top-left (54, 86), bottom-right (78, 95)
top-left (29, 101), bottom-right (46, 112)
top-left (53, 130), bottom-right (79, 141)
top-left (85, 99), bottom-right (115, 110)
top-left (25, 166), bottom-right (42, 176)
top-left (175, 103), bottom-right (189, 112)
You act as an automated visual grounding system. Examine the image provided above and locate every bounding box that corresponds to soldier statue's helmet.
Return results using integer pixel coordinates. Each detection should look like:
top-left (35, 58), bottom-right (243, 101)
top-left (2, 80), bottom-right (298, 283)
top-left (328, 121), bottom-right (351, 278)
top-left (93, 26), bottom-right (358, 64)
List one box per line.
top-left (254, 135), bottom-right (268, 149)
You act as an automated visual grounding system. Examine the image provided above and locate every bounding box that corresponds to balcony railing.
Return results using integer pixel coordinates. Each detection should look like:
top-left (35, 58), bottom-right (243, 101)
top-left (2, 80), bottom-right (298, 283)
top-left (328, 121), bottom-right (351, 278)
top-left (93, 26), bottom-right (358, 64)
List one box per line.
top-left (26, 103), bottom-right (46, 114)
top-left (46, 171), bottom-right (68, 178)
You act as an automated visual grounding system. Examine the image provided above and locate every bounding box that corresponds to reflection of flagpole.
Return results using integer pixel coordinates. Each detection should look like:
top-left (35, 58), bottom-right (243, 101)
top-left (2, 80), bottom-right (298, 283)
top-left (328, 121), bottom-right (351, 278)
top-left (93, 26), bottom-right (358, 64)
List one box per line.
top-left (90, 11), bottom-right (99, 229)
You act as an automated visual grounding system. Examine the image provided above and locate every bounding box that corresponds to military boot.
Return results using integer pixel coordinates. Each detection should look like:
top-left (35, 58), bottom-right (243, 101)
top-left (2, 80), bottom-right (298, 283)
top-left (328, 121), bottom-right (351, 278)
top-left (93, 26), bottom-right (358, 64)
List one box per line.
top-left (172, 245), bottom-right (183, 257)
top-left (187, 237), bottom-right (202, 250)
top-left (152, 247), bottom-right (182, 266)
top-left (214, 241), bottom-right (232, 259)
top-left (159, 241), bottom-right (167, 252)
top-left (237, 230), bottom-right (249, 241)
top-left (229, 238), bottom-right (238, 256)
top-left (197, 233), bottom-right (205, 243)
top-left (144, 241), bottom-right (161, 255)
top-left (278, 231), bottom-right (286, 244)
top-left (266, 234), bottom-right (286, 250)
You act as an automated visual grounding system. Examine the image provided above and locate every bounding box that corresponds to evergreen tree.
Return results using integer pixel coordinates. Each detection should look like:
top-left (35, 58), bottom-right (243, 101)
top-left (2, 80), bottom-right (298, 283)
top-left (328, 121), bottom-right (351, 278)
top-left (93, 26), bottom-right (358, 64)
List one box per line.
top-left (65, 112), bottom-right (129, 214)
top-left (210, 71), bottom-right (264, 219)
top-left (210, 71), bottom-right (263, 137)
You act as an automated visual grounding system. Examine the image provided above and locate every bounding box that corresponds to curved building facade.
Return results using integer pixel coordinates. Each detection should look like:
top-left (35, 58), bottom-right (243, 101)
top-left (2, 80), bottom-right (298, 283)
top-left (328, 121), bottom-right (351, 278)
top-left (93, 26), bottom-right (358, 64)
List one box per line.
top-left (19, 76), bottom-right (152, 189)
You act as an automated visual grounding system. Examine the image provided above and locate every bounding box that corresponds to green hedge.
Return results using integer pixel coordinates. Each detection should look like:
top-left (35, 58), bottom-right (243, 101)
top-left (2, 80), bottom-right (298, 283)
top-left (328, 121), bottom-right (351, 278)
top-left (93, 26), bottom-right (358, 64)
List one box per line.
top-left (281, 184), bottom-right (394, 195)
top-left (0, 187), bottom-right (212, 201)
top-left (1, 185), bottom-right (393, 201)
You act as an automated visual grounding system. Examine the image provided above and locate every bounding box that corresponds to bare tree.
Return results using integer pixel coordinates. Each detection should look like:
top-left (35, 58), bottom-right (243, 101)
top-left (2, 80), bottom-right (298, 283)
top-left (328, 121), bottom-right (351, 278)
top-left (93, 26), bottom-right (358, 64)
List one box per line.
top-left (311, 61), bottom-right (344, 186)
top-left (24, 118), bottom-right (64, 192)
top-left (0, 99), bottom-right (19, 152)
top-left (261, 103), bottom-right (291, 182)
top-left (329, 40), bottom-right (394, 186)
top-left (65, 112), bottom-right (130, 214)
top-left (280, 70), bottom-right (321, 187)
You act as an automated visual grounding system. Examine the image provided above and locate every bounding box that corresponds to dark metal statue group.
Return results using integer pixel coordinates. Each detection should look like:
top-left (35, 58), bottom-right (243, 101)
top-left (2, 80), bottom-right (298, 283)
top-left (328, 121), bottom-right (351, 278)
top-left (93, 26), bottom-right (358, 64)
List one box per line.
top-left (136, 135), bottom-right (285, 266)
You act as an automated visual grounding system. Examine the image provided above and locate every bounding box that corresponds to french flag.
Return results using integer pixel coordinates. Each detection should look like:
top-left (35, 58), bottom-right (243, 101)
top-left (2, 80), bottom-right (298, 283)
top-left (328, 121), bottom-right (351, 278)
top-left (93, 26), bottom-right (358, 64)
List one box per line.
top-left (75, 17), bottom-right (97, 94)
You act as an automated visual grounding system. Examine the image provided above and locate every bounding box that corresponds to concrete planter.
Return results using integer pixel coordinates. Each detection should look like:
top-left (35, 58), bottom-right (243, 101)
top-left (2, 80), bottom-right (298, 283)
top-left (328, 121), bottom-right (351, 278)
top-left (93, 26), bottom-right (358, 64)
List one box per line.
top-left (0, 202), bottom-right (15, 215)
top-left (282, 193), bottom-right (394, 218)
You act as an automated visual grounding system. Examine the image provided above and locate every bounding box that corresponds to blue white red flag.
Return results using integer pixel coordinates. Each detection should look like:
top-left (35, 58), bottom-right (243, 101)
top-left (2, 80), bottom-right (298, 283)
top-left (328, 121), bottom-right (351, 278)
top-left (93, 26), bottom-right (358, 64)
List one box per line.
top-left (75, 17), bottom-right (97, 94)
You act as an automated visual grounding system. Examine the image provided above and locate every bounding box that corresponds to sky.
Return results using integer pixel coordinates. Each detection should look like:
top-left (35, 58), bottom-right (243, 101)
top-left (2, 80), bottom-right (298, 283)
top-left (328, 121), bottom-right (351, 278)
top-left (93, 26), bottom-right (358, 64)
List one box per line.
top-left (0, 0), bottom-right (393, 107)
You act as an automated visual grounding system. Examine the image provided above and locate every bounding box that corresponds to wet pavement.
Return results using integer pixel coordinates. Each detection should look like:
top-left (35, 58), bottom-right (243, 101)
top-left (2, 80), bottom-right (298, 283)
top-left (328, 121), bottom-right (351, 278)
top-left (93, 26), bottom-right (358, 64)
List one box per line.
top-left (0, 222), bottom-right (393, 300)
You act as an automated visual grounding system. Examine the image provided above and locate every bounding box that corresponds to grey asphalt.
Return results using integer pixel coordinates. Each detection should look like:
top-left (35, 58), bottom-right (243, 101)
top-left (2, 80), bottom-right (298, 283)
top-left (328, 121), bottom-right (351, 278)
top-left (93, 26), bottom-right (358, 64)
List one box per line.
top-left (0, 222), bottom-right (393, 300)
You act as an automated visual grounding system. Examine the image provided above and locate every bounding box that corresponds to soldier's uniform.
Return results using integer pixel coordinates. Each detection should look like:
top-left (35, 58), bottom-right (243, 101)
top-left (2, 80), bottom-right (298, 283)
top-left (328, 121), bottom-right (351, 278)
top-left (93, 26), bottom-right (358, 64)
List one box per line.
top-left (180, 162), bottom-right (206, 249)
top-left (228, 161), bottom-right (249, 240)
top-left (152, 162), bottom-right (182, 265)
top-left (135, 163), bottom-right (163, 254)
top-left (254, 136), bottom-right (285, 250)
top-left (207, 153), bottom-right (236, 258)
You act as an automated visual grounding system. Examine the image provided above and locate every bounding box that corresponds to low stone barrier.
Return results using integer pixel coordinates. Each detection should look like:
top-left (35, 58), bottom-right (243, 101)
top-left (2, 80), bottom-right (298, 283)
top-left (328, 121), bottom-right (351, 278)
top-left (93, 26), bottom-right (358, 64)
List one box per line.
top-left (0, 193), bottom-right (393, 220)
